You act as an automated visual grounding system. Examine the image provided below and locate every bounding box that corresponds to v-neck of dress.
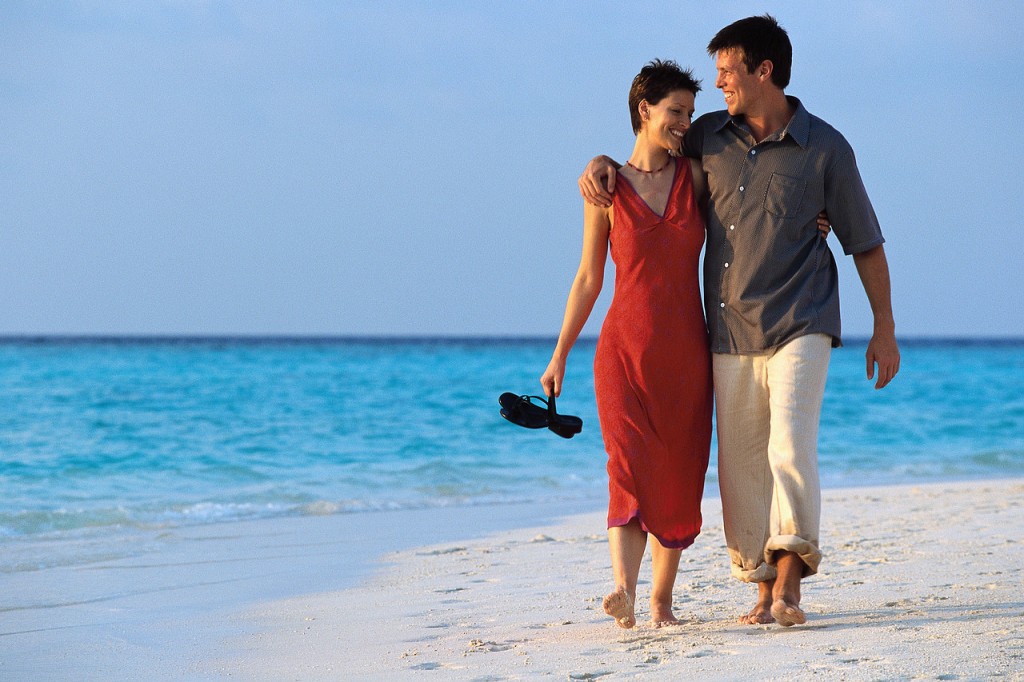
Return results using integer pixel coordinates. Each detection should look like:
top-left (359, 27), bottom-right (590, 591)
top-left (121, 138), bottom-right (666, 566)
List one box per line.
top-left (617, 157), bottom-right (682, 220)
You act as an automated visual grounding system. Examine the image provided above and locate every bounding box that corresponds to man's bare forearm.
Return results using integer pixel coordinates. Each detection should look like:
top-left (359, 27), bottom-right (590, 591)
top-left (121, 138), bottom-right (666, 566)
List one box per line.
top-left (853, 245), bottom-right (895, 332)
top-left (853, 244), bottom-right (900, 388)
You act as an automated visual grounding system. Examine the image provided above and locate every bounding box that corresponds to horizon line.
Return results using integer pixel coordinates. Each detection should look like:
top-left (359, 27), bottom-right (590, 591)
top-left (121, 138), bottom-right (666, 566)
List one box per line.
top-left (0, 334), bottom-right (1022, 346)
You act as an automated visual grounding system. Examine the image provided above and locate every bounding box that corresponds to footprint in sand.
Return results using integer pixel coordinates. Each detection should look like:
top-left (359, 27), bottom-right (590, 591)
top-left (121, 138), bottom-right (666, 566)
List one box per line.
top-left (467, 639), bottom-right (518, 653)
top-left (524, 621), bottom-right (574, 630)
top-left (417, 546), bottom-right (467, 556)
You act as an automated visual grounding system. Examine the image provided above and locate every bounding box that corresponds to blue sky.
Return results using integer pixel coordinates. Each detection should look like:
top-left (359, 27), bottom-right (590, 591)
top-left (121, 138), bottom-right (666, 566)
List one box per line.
top-left (2, 1), bottom-right (1021, 337)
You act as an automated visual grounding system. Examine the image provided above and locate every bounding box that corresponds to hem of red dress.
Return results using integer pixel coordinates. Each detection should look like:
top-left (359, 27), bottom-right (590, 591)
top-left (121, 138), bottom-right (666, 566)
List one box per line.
top-left (608, 511), bottom-right (699, 551)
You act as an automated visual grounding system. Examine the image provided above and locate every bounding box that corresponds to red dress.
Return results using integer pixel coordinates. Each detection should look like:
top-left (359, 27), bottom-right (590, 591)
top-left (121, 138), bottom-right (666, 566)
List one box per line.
top-left (593, 158), bottom-right (712, 550)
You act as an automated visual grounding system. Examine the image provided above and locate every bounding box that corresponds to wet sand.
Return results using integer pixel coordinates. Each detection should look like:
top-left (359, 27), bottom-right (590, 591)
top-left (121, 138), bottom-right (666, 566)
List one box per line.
top-left (4, 480), bottom-right (1024, 680)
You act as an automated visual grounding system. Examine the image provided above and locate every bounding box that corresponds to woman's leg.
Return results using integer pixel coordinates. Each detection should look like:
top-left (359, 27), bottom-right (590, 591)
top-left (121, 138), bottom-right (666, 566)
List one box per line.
top-left (649, 536), bottom-right (682, 625)
top-left (604, 519), bottom-right (647, 628)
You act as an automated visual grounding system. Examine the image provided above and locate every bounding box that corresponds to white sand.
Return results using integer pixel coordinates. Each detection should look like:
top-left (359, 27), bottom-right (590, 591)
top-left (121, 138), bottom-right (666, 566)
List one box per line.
top-left (0, 500), bottom-right (582, 680)
top-left (4, 480), bottom-right (1024, 680)
top-left (207, 480), bottom-right (1024, 680)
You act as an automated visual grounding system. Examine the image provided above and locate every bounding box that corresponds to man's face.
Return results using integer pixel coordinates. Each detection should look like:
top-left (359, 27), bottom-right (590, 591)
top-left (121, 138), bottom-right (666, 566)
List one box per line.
top-left (714, 48), bottom-right (761, 117)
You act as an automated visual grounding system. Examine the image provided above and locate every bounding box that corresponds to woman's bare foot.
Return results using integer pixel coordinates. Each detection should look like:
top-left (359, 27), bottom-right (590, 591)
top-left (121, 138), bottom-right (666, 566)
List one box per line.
top-left (603, 587), bottom-right (636, 629)
top-left (650, 599), bottom-right (680, 627)
top-left (770, 598), bottom-right (806, 627)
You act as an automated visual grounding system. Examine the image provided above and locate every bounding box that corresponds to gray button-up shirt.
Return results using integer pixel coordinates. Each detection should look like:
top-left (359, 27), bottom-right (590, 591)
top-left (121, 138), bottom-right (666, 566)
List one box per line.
top-left (683, 97), bottom-right (884, 354)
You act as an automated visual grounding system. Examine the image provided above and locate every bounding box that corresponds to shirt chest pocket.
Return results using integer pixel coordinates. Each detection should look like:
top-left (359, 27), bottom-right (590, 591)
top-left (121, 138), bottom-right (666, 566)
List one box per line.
top-left (763, 173), bottom-right (806, 219)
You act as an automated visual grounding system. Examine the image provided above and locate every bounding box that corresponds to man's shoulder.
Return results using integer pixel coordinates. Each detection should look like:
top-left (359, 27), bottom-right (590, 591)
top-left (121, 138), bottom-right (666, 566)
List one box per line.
top-left (692, 109), bottom-right (730, 132)
top-left (801, 108), bottom-right (854, 155)
top-left (683, 110), bottom-right (730, 157)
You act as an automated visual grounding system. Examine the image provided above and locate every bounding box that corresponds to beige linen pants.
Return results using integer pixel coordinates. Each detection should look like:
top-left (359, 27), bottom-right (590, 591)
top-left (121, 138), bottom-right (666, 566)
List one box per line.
top-left (713, 333), bottom-right (832, 583)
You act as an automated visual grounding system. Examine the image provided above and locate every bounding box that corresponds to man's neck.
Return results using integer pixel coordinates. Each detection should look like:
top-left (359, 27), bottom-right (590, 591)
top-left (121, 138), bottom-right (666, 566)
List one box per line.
top-left (743, 92), bottom-right (795, 143)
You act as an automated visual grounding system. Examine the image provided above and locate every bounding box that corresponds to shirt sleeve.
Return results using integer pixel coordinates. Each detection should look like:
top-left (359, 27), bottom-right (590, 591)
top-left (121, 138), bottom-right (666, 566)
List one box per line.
top-left (681, 115), bottom-right (708, 160)
top-left (824, 143), bottom-right (885, 256)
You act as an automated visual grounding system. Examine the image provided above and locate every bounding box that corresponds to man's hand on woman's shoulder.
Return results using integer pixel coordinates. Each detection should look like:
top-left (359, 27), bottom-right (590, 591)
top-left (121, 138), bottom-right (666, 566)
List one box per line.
top-left (578, 155), bottom-right (619, 207)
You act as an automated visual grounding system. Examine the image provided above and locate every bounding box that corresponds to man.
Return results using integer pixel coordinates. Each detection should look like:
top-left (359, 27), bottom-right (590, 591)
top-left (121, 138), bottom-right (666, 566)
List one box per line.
top-left (578, 14), bottom-right (900, 626)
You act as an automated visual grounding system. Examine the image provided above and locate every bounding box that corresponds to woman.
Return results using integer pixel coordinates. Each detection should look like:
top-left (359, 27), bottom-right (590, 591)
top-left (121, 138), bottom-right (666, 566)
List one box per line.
top-left (541, 60), bottom-right (711, 629)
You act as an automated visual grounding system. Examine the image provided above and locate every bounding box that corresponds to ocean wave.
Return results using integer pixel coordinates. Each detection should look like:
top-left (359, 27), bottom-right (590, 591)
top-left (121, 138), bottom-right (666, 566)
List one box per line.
top-left (1, 338), bottom-right (1022, 565)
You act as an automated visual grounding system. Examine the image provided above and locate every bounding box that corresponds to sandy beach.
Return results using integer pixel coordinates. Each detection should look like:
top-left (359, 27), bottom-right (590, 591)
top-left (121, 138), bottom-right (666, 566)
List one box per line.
top-left (4, 479), bottom-right (1024, 680)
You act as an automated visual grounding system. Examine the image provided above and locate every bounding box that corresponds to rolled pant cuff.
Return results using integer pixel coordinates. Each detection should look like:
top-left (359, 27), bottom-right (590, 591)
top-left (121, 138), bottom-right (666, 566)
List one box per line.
top-left (765, 535), bottom-right (821, 577)
top-left (729, 553), bottom-right (778, 583)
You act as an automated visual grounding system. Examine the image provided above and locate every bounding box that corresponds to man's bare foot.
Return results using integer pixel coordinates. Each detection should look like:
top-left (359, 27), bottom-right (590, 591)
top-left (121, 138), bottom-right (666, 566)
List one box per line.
top-left (771, 551), bottom-right (806, 627)
top-left (738, 580), bottom-right (775, 624)
top-left (738, 604), bottom-right (775, 624)
top-left (603, 587), bottom-right (636, 629)
top-left (770, 598), bottom-right (806, 627)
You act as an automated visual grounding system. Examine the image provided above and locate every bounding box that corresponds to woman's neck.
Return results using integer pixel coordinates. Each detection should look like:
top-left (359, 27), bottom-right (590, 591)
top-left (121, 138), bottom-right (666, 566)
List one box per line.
top-left (626, 135), bottom-right (671, 174)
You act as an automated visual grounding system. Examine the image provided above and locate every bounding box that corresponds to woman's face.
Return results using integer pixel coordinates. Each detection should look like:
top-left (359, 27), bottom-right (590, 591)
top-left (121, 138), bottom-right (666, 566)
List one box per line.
top-left (642, 89), bottom-right (695, 152)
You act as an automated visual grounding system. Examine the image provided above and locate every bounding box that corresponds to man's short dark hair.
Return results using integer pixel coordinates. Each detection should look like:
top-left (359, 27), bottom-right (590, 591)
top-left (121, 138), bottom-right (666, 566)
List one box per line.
top-left (628, 59), bottom-right (702, 135)
top-left (707, 14), bottom-right (792, 90)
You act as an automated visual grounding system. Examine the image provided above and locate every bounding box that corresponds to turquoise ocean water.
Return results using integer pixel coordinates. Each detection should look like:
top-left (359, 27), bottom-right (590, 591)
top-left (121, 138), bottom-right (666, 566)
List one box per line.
top-left (1, 337), bottom-right (1022, 573)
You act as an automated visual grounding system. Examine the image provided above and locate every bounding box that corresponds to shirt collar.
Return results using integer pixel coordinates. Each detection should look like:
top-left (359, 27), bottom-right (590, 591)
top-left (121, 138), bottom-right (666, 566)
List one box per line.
top-left (715, 96), bottom-right (810, 148)
top-left (783, 96), bottom-right (810, 148)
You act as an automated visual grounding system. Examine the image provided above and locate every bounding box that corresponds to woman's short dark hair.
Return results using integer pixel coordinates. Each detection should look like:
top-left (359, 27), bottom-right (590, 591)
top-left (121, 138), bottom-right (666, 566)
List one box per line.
top-left (628, 59), bottom-right (702, 134)
top-left (706, 14), bottom-right (792, 90)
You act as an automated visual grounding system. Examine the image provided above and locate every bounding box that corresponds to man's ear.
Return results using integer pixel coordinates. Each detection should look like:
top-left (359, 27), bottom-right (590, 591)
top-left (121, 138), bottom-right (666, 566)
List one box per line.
top-left (758, 59), bottom-right (774, 83)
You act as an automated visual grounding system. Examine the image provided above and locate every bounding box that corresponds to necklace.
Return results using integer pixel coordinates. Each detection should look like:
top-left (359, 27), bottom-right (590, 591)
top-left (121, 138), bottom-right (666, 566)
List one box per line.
top-left (626, 157), bottom-right (671, 174)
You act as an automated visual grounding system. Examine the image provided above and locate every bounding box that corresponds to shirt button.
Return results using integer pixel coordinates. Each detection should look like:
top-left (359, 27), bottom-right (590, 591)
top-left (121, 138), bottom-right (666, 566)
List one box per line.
top-left (750, 149), bottom-right (756, 156)
top-left (720, 302), bottom-right (725, 308)
top-left (739, 186), bottom-right (745, 192)
top-left (729, 224), bottom-right (735, 230)
top-left (724, 262), bottom-right (730, 268)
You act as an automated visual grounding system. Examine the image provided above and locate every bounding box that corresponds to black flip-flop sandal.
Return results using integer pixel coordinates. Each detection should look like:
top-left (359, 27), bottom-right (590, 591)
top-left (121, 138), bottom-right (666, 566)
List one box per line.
top-left (498, 392), bottom-right (583, 439)
top-left (499, 392), bottom-right (549, 429)
top-left (546, 395), bottom-right (583, 439)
